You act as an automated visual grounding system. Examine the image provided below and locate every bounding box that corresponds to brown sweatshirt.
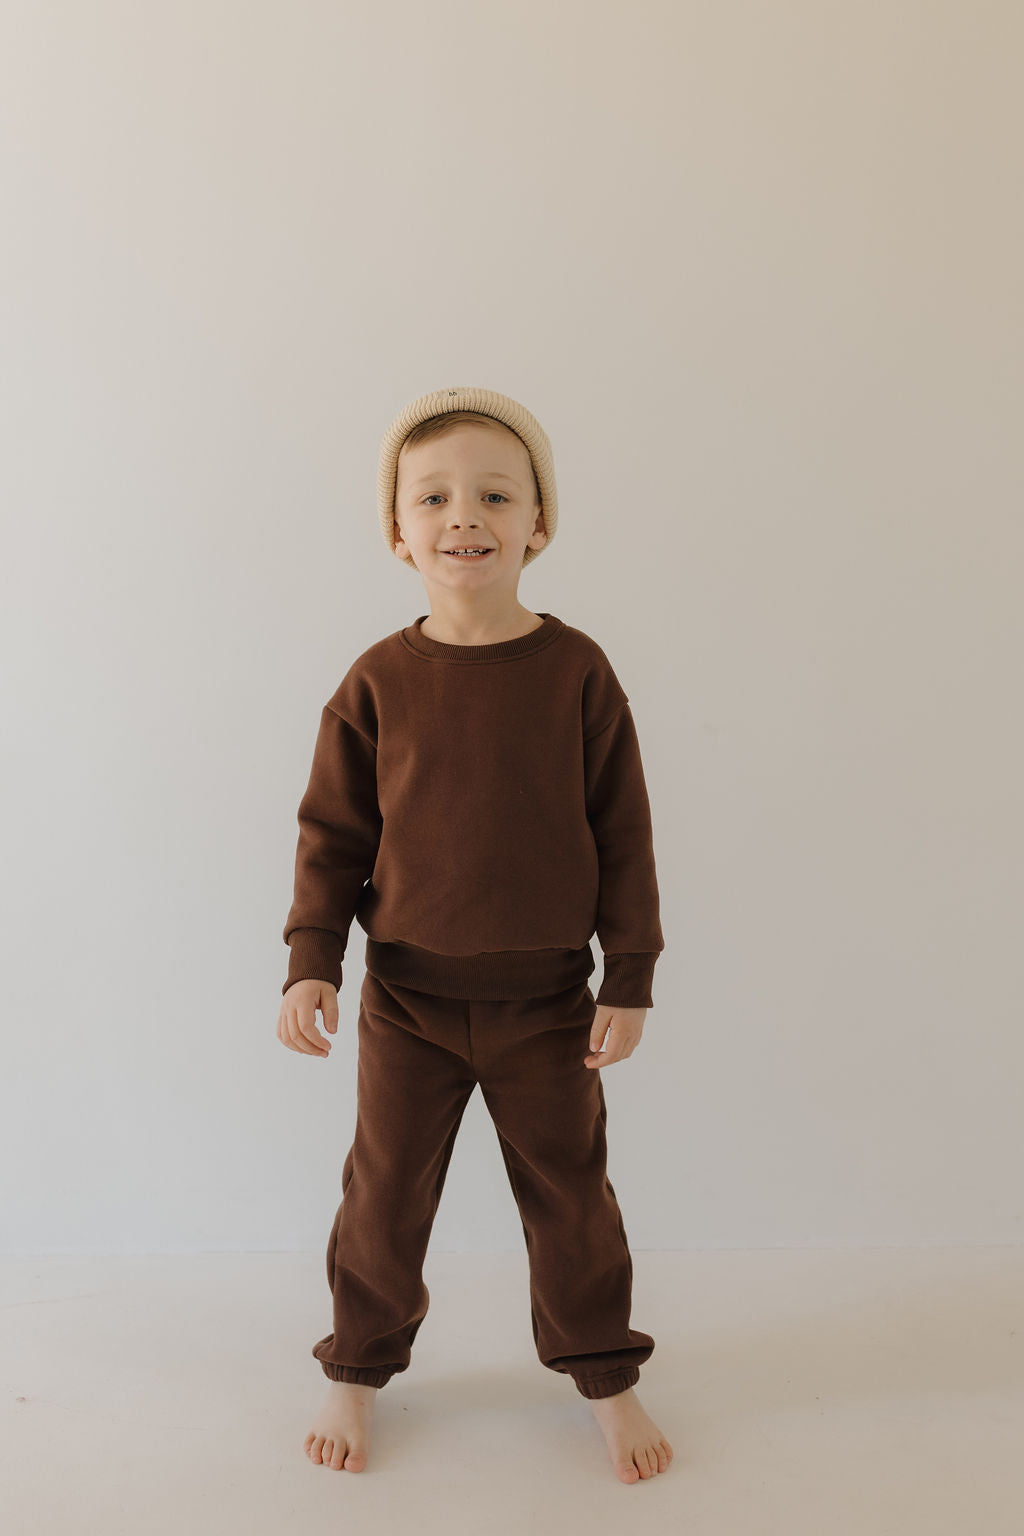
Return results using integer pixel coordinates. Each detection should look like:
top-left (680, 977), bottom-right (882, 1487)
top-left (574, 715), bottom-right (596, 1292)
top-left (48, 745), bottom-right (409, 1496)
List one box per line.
top-left (282, 611), bottom-right (665, 1009)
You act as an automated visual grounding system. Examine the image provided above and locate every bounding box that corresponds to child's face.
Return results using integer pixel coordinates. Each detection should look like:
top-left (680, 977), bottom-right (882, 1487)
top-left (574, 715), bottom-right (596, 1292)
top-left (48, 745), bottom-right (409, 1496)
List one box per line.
top-left (393, 423), bottom-right (547, 596)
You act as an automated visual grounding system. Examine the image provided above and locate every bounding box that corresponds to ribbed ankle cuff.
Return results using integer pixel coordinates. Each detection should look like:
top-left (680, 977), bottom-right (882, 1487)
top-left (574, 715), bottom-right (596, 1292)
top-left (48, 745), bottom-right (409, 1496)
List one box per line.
top-left (574, 1365), bottom-right (640, 1400)
top-left (321, 1364), bottom-right (392, 1388)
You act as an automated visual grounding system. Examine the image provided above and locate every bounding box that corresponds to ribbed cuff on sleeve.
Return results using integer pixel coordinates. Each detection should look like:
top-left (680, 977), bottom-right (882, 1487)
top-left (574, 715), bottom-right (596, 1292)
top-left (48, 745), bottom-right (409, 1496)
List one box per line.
top-left (282, 929), bottom-right (345, 996)
top-left (595, 952), bottom-right (661, 1010)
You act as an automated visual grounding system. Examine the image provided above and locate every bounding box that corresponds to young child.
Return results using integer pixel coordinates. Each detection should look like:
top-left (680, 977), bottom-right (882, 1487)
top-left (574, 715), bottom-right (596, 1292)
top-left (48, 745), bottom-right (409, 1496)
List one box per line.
top-left (278, 385), bottom-right (672, 1483)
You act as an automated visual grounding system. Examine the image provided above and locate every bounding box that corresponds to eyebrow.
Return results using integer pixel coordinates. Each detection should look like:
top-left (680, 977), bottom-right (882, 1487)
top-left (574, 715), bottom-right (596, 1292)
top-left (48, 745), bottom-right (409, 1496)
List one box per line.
top-left (410, 471), bottom-right (521, 487)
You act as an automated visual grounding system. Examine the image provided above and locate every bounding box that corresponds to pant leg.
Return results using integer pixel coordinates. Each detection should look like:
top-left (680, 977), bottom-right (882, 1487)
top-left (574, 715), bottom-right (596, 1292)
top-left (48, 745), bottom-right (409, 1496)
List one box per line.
top-left (313, 972), bottom-right (477, 1387)
top-left (473, 981), bottom-right (655, 1401)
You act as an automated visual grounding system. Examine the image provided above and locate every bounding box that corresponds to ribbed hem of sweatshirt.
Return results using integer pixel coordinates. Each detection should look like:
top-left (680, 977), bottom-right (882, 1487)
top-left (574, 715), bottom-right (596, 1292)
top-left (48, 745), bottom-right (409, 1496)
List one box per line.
top-left (364, 938), bottom-right (595, 1000)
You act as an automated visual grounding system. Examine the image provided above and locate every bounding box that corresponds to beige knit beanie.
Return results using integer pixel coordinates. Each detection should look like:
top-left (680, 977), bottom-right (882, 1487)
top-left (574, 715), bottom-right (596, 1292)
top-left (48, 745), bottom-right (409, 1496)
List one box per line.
top-left (377, 386), bottom-right (558, 570)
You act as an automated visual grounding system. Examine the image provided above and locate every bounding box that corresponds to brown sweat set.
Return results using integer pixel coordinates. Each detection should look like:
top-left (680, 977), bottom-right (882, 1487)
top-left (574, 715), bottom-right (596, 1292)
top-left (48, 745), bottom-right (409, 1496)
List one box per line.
top-left (282, 611), bottom-right (665, 1400)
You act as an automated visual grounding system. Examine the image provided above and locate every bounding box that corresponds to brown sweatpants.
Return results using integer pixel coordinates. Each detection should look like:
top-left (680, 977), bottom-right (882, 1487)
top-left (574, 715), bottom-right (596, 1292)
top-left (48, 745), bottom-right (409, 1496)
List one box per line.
top-left (312, 970), bottom-right (655, 1401)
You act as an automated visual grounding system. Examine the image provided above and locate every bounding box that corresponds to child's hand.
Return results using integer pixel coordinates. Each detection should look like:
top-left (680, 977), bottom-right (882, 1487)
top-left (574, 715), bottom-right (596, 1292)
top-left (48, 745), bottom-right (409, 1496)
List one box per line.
top-left (584, 1004), bottom-right (647, 1068)
top-left (277, 979), bottom-right (339, 1059)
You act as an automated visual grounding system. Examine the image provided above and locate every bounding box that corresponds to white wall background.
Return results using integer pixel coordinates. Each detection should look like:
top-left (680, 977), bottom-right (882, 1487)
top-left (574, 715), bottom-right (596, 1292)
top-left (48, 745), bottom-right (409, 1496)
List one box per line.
top-left (2, 1), bottom-right (1021, 1258)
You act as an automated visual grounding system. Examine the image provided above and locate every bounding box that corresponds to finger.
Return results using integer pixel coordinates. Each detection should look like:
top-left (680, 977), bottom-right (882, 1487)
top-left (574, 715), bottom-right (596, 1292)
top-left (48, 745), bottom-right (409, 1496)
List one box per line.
top-left (595, 1035), bottom-right (627, 1062)
top-left (584, 1048), bottom-right (614, 1067)
top-left (292, 1027), bottom-right (329, 1057)
top-left (322, 992), bottom-right (340, 1034)
top-left (591, 1026), bottom-right (616, 1056)
top-left (284, 1014), bottom-right (312, 1053)
top-left (292, 1006), bottom-right (330, 1056)
top-left (299, 1002), bottom-right (331, 1053)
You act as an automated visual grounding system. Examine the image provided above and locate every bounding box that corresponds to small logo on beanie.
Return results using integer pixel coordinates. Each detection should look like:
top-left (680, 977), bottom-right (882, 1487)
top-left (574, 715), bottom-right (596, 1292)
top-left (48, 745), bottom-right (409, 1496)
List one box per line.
top-left (447, 390), bottom-right (459, 397)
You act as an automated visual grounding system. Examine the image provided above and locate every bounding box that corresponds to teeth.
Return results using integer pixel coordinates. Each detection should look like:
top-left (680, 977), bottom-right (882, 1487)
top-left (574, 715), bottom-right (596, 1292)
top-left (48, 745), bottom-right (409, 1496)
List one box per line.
top-left (447, 548), bottom-right (489, 556)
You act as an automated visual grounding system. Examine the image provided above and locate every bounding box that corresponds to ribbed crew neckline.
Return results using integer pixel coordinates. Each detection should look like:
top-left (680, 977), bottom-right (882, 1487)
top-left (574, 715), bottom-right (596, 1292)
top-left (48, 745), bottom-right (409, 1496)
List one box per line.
top-left (399, 611), bottom-right (564, 663)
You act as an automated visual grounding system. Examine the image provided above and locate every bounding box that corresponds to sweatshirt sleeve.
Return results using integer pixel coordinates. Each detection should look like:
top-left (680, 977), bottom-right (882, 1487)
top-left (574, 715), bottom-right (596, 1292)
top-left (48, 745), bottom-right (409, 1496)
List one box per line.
top-left (583, 703), bottom-right (665, 1010)
top-left (281, 704), bottom-right (383, 996)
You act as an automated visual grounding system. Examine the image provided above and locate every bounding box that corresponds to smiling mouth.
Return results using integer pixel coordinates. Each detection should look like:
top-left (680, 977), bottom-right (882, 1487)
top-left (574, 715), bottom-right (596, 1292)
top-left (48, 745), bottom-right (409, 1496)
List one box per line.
top-left (441, 548), bottom-right (495, 559)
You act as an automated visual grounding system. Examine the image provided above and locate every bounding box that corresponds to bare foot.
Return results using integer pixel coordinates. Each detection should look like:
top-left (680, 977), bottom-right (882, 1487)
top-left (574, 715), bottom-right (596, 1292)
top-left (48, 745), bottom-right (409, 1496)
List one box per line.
top-left (589, 1386), bottom-right (674, 1483)
top-left (304, 1381), bottom-right (378, 1471)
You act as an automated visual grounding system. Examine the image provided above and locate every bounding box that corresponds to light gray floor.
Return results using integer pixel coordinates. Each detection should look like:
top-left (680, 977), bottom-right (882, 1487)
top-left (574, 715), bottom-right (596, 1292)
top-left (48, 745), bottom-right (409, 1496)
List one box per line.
top-left (3, 1247), bottom-right (1021, 1534)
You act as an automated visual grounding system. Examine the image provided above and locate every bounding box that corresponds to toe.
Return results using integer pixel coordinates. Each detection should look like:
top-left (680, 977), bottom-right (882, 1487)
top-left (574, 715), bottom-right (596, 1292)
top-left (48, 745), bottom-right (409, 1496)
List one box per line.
top-left (344, 1448), bottom-right (367, 1471)
top-left (617, 1461), bottom-right (640, 1483)
top-left (308, 1435), bottom-right (325, 1464)
top-left (329, 1441), bottom-right (347, 1470)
